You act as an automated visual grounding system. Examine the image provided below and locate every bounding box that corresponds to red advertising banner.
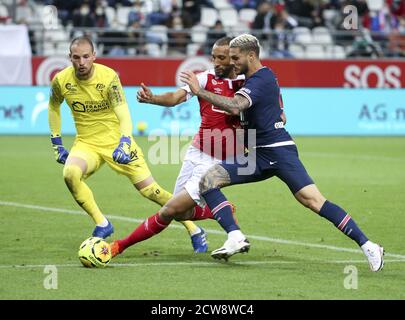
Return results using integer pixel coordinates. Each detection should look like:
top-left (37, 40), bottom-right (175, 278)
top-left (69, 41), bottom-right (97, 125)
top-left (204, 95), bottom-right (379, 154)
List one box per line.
top-left (32, 56), bottom-right (405, 88)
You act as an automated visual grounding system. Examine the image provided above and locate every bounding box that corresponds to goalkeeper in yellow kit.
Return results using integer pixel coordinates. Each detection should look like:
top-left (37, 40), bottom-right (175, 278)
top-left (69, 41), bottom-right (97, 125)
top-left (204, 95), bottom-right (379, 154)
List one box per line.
top-left (48, 36), bottom-right (207, 252)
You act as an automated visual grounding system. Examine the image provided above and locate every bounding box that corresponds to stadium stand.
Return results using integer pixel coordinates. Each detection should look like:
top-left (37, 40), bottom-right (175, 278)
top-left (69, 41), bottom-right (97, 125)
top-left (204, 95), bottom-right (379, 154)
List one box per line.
top-left (0, 0), bottom-right (403, 58)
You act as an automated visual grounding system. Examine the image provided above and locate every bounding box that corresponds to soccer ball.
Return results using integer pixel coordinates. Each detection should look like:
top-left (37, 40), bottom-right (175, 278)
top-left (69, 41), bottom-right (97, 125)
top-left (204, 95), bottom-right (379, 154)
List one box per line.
top-left (78, 237), bottom-right (111, 268)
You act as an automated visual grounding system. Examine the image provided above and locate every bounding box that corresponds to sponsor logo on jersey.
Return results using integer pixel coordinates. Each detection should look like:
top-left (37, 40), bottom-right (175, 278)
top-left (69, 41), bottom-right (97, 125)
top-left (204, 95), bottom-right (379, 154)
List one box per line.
top-left (214, 87), bottom-right (222, 94)
top-left (96, 83), bottom-right (105, 91)
top-left (65, 83), bottom-right (78, 95)
top-left (274, 121), bottom-right (284, 129)
top-left (212, 79), bottom-right (223, 85)
top-left (72, 101), bottom-right (86, 112)
top-left (71, 100), bottom-right (110, 113)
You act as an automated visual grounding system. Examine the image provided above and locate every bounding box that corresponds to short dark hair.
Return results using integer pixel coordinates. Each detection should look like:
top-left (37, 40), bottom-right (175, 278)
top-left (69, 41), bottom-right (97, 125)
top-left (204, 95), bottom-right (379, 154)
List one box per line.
top-left (214, 36), bottom-right (233, 47)
top-left (70, 36), bottom-right (95, 53)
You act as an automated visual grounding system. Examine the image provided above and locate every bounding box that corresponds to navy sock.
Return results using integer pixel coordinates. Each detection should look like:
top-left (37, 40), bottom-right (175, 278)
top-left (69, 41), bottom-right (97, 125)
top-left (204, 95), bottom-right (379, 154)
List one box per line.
top-left (202, 188), bottom-right (239, 233)
top-left (319, 200), bottom-right (368, 246)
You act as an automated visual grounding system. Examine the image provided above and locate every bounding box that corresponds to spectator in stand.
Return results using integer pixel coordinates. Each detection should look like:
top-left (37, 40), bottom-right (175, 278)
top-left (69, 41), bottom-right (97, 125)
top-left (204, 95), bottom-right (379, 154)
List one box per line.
top-left (205, 19), bottom-right (227, 54)
top-left (252, 1), bottom-right (274, 41)
top-left (388, 0), bottom-right (405, 18)
top-left (73, 2), bottom-right (96, 27)
top-left (388, 16), bottom-right (405, 57)
top-left (94, 1), bottom-right (109, 27)
top-left (182, 0), bottom-right (214, 26)
top-left (159, 0), bottom-right (179, 15)
top-left (127, 16), bottom-right (147, 55)
top-left (128, 1), bottom-right (146, 26)
top-left (53, 0), bottom-right (81, 26)
top-left (134, 0), bottom-right (154, 22)
top-left (167, 15), bottom-right (190, 55)
top-left (107, 0), bottom-right (133, 7)
top-left (269, 6), bottom-right (297, 57)
top-left (309, 0), bottom-right (325, 28)
top-left (229, 0), bottom-right (257, 11)
top-left (15, 0), bottom-right (35, 25)
top-left (145, 1), bottom-right (170, 26)
top-left (284, 0), bottom-right (314, 28)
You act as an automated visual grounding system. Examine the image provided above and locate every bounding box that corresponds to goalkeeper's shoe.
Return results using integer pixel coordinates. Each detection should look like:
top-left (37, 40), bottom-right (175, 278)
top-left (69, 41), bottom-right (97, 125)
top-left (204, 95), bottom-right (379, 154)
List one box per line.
top-left (92, 220), bottom-right (114, 239)
top-left (110, 241), bottom-right (121, 258)
top-left (191, 227), bottom-right (208, 253)
top-left (211, 238), bottom-right (250, 261)
top-left (361, 241), bottom-right (384, 272)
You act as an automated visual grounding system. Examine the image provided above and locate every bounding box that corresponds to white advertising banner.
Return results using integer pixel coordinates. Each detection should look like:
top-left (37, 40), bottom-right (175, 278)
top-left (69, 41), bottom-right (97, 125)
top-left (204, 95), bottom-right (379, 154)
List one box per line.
top-left (0, 24), bottom-right (32, 85)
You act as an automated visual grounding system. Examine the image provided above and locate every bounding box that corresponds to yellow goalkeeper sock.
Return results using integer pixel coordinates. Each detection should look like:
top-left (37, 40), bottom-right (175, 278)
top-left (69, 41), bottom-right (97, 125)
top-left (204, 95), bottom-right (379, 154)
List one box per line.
top-left (180, 220), bottom-right (199, 236)
top-left (139, 182), bottom-right (198, 235)
top-left (139, 181), bottom-right (172, 206)
top-left (63, 165), bottom-right (105, 225)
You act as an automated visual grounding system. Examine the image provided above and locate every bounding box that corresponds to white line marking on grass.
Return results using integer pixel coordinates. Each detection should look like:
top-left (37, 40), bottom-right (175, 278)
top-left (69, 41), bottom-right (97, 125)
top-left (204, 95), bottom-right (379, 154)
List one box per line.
top-left (2, 200), bottom-right (405, 260)
top-left (0, 259), bottom-right (404, 269)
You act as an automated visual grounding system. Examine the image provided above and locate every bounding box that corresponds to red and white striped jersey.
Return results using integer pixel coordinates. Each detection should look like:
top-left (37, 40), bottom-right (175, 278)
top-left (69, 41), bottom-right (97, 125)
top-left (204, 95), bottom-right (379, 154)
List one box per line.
top-left (182, 70), bottom-right (245, 160)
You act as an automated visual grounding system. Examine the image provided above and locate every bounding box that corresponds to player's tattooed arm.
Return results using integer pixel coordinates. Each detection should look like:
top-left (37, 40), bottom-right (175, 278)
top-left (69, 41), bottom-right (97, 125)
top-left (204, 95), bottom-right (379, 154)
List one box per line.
top-left (197, 90), bottom-right (249, 115)
top-left (180, 70), bottom-right (249, 115)
top-left (199, 164), bottom-right (231, 194)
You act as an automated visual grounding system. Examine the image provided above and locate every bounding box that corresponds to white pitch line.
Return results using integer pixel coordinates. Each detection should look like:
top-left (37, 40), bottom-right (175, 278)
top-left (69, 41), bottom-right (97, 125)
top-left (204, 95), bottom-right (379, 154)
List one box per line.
top-left (1, 200), bottom-right (405, 260)
top-left (0, 259), bottom-right (404, 269)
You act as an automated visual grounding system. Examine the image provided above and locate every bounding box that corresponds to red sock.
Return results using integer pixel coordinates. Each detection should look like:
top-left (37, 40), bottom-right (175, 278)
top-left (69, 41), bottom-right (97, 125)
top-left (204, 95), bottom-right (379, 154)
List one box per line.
top-left (191, 205), bottom-right (215, 220)
top-left (117, 213), bottom-right (170, 253)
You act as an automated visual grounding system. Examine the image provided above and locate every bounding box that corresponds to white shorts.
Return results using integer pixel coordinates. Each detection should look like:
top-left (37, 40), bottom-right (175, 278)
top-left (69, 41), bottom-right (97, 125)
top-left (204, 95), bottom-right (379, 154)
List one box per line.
top-left (173, 145), bottom-right (221, 207)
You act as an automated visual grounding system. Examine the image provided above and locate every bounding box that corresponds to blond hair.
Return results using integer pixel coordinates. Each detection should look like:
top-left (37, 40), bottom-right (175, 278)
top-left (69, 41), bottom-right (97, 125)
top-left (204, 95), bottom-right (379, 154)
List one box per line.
top-left (230, 34), bottom-right (260, 56)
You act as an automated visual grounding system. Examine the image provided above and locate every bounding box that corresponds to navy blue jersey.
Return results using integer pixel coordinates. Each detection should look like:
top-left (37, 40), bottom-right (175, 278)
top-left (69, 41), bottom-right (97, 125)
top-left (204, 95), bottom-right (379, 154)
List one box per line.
top-left (236, 67), bottom-right (292, 147)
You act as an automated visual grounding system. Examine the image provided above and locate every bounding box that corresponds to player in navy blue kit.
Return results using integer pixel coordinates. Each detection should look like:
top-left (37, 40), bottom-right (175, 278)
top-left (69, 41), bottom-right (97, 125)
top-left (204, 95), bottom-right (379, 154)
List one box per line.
top-left (180, 34), bottom-right (384, 272)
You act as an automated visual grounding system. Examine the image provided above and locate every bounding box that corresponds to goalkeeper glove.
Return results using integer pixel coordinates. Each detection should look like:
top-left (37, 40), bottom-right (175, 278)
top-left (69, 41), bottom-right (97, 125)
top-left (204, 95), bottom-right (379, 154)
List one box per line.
top-left (51, 136), bottom-right (69, 164)
top-left (112, 136), bottom-right (132, 164)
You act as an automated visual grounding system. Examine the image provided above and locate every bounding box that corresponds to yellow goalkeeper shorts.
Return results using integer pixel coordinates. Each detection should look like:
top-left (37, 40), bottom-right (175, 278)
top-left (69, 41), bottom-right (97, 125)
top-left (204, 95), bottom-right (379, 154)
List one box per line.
top-left (69, 137), bottom-right (152, 184)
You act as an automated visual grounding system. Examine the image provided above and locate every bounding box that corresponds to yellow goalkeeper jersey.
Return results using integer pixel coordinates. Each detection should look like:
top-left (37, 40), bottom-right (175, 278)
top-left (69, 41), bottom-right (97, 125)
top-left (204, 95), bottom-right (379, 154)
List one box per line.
top-left (49, 63), bottom-right (130, 147)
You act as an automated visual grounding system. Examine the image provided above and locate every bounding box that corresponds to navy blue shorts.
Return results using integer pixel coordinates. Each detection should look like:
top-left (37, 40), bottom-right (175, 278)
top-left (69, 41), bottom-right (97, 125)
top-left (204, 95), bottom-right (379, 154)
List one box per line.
top-left (221, 145), bottom-right (314, 194)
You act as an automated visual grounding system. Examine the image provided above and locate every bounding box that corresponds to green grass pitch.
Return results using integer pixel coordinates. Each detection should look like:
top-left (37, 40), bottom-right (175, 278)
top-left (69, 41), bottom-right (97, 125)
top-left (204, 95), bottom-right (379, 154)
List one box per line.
top-left (0, 136), bottom-right (404, 299)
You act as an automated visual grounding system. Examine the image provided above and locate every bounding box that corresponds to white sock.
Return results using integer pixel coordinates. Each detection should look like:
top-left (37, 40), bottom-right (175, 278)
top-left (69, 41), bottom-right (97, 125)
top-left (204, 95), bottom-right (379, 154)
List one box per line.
top-left (228, 230), bottom-right (245, 242)
top-left (361, 240), bottom-right (372, 250)
top-left (97, 218), bottom-right (109, 227)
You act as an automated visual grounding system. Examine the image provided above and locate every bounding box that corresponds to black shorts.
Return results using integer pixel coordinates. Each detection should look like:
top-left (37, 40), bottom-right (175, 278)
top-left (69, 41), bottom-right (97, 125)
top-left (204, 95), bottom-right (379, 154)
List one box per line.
top-left (221, 145), bottom-right (314, 194)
